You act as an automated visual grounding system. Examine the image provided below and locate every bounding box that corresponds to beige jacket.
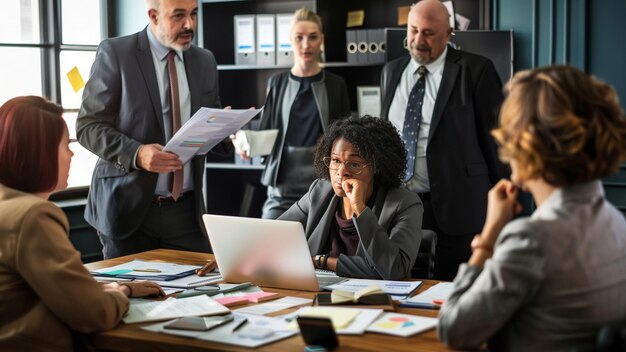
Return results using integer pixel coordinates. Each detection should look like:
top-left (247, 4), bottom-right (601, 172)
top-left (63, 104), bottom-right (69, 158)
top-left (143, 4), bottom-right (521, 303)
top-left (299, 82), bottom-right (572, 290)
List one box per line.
top-left (0, 184), bottom-right (128, 351)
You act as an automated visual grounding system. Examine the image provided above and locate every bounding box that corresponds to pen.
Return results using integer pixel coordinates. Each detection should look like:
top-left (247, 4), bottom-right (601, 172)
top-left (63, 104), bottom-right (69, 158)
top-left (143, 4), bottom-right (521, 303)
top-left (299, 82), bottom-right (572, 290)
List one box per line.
top-left (401, 302), bottom-right (440, 310)
top-left (133, 269), bottom-right (162, 273)
top-left (231, 318), bottom-right (248, 333)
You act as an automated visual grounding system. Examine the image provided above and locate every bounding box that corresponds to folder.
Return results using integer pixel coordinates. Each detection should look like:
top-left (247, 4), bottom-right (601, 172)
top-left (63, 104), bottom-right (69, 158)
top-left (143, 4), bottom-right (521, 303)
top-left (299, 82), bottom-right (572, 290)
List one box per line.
top-left (356, 29), bottom-right (368, 64)
top-left (256, 14), bottom-right (276, 66)
top-left (346, 29), bottom-right (358, 64)
top-left (276, 13), bottom-right (293, 66)
top-left (367, 29), bottom-right (385, 63)
top-left (385, 27), bottom-right (408, 62)
top-left (234, 15), bottom-right (256, 65)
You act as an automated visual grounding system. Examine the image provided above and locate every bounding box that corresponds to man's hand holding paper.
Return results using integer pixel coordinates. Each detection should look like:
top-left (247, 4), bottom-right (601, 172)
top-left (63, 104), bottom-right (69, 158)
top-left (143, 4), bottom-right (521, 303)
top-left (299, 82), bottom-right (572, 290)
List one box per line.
top-left (163, 107), bottom-right (263, 164)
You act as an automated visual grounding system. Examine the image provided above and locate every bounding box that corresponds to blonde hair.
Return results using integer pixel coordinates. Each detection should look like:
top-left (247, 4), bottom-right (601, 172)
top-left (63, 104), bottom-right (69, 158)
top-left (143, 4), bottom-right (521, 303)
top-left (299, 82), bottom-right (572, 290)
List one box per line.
top-left (492, 65), bottom-right (626, 186)
top-left (292, 7), bottom-right (323, 33)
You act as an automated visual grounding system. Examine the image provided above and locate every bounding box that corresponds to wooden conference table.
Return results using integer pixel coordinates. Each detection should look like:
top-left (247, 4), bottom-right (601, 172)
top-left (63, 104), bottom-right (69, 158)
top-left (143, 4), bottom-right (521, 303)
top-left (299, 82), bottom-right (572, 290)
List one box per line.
top-left (85, 249), bottom-right (456, 352)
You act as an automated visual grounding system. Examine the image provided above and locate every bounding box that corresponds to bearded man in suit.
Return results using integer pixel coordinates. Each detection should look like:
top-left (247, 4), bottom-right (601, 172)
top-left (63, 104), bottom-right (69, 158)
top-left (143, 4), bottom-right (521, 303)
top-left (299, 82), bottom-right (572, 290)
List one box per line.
top-left (380, 0), bottom-right (508, 280)
top-left (77, 0), bottom-right (225, 258)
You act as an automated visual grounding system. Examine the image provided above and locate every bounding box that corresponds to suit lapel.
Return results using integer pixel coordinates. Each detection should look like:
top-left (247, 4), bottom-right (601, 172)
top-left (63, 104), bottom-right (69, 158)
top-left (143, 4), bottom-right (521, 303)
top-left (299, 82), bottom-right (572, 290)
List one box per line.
top-left (135, 28), bottom-right (165, 137)
top-left (428, 47), bottom-right (460, 141)
top-left (382, 56), bottom-right (411, 118)
top-left (183, 48), bottom-right (201, 112)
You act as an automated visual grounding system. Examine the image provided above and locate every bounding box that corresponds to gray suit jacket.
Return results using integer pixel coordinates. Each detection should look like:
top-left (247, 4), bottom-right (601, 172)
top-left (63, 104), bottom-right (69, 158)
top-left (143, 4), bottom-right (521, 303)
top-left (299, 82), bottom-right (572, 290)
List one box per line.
top-left (380, 47), bottom-right (508, 235)
top-left (438, 181), bottom-right (626, 351)
top-left (279, 179), bottom-right (423, 280)
top-left (76, 28), bottom-right (221, 239)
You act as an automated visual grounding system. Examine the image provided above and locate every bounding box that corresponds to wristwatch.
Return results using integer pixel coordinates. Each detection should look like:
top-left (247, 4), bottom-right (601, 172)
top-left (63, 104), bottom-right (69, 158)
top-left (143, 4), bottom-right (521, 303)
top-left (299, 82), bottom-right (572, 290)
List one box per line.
top-left (314, 254), bottom-right (322, 269)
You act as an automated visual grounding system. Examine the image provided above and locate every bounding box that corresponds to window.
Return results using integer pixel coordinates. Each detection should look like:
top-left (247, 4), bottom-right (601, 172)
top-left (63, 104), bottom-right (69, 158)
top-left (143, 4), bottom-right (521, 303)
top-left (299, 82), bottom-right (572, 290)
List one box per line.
top-left (0, 0), bottom-right (104, 190)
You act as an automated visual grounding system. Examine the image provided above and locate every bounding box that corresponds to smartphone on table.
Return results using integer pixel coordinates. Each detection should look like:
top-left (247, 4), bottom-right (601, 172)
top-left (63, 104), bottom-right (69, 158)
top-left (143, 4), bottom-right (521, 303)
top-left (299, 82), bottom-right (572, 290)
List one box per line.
top-left (297, 316), bottom-right (339, 350)
top-left (164, 315), bottom-right (233, 331)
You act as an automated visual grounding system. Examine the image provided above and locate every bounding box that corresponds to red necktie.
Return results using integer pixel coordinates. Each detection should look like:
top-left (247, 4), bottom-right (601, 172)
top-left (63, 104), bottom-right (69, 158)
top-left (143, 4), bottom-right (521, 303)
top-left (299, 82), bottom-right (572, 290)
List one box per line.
top-left (167, 50), bottom-right (183, 200)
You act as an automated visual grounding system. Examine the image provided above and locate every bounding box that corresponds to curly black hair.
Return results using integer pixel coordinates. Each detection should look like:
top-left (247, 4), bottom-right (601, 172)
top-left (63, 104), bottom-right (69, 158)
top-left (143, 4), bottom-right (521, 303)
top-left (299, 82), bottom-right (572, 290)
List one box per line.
top-left (314, 116), bottom-right (407, 188)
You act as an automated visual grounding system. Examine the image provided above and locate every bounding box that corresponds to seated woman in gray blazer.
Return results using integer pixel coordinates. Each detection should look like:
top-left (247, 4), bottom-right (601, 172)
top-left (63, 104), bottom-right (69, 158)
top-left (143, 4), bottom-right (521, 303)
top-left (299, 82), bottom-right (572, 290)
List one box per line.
top-left (438, 66), bottom-right (626, 351)
top-left (279, 116), bottom-right (423, 280)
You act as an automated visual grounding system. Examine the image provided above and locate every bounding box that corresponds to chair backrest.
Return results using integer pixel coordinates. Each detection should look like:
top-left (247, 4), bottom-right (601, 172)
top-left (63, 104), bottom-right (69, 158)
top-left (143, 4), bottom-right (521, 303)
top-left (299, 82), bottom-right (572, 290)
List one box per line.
top-left (411, 229), bottom-right (437, 279)
top-left (571, 319), bottom-right (626, 352)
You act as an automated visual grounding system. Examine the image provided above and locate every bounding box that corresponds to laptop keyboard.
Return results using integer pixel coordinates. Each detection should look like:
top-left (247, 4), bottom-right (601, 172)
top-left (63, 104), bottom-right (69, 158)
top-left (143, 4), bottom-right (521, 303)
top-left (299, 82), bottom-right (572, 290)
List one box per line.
top-left (315, 269), bottom-right (347, 288)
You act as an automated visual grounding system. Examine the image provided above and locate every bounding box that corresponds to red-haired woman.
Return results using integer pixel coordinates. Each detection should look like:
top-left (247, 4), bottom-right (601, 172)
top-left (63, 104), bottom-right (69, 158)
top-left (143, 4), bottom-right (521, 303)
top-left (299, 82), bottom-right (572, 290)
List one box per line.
top-left (0, 96), bottom-right (164, 351)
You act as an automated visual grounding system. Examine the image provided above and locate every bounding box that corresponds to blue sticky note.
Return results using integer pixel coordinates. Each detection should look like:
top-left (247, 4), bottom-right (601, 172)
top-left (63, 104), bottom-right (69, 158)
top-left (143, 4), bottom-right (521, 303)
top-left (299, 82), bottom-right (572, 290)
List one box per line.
top-left (100, 269), bottom-right (133, 276)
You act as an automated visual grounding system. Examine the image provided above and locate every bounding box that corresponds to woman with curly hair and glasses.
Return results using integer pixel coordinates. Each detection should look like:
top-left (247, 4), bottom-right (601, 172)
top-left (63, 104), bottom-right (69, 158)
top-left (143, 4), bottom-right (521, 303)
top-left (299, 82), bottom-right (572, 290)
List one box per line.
top-left (0, 96), bottom-right (164, 351)
top-left (438, 66), bottom-right (626, 351)
top-left (278, 116), bottom-right (423, 280)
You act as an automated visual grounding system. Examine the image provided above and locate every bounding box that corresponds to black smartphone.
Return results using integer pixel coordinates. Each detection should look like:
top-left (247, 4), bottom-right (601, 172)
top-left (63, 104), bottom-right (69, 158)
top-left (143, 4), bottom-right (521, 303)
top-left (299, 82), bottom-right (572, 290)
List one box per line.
top-left (163, 315), bottom-right (233, 331)
top-left (297, 316), bottom-right (339, 349)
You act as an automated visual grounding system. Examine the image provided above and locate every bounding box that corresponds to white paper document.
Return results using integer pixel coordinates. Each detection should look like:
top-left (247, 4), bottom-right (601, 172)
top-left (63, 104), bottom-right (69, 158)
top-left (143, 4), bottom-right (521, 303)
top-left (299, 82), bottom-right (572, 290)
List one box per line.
top-left (323, 279), bottom-right (422, 297)
top-left (143, 313), bottom-right (296, 348)
top-left (401, 282), bottom-right (454, 305)
top-left (234, 296), bottom-right (312, 316)
top-left (123, 295), bottom-right (230, 324)
top-left (153, 274), bottom-right (223, 289)
top-left (366, 312), bottom-right (437, 337)
top-left (163, 107), bottom-right (262, 164)
top-left (233, 129), bottom-right (278, 157)
top-left (287, 307), bottom-right (383, 334)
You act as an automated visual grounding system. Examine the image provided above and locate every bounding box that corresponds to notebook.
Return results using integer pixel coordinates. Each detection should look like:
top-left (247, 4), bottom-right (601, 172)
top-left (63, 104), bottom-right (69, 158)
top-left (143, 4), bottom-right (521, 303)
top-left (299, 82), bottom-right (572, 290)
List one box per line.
top-left (203, 214), bottom-right (336, 291)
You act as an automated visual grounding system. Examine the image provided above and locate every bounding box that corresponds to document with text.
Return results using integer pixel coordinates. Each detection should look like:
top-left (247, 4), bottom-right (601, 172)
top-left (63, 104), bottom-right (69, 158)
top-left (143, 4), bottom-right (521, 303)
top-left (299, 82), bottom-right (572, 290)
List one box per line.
top-left (123, 295), bottom-right (230, 324)
top-left (164, 107), bottom-right (263, 163)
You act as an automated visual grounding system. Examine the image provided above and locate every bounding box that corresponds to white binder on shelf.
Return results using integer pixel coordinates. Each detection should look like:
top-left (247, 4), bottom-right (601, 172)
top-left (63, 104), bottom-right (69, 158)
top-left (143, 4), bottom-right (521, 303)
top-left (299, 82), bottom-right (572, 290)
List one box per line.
top-left (276, 13), bottom-right (293, 66)
top-left (234, 15), bottom-right (256, 65)
top-left (357, 86), bottom-right (381, 117)
top-left (346, 30), bottom-right (357, 64)
top-left (256, 14), bottom-right (276, 66)
top-left (356, 29), bottom-right (369, 64)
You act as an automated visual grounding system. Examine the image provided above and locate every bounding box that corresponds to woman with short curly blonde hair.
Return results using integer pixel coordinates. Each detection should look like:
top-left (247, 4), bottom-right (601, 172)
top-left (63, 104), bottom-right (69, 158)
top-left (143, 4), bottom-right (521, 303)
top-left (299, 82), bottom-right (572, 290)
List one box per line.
top-left (493, 65), bottom-right (626, 186)
top-left (438, 65), bottom-right (626, 351)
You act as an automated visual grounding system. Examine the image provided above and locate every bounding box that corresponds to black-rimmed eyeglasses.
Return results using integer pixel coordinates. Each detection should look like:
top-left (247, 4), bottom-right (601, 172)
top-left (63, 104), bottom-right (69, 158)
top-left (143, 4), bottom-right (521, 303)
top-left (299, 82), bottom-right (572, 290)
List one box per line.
top-left (322, 157), bottom-right (369, 175)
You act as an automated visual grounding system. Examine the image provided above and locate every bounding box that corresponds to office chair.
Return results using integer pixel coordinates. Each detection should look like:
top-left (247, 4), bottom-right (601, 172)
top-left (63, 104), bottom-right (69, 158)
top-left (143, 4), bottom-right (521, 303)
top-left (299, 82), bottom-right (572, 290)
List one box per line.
top-left (411, 229), bottom-right (437, 279)
top-left (572, 319), bottom-right (626, 352)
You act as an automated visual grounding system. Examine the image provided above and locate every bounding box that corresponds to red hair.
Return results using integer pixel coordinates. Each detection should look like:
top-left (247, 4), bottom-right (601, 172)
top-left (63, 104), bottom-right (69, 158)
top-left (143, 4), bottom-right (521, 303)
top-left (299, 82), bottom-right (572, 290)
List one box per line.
top-left (0, 96), bottom-right (66, 193)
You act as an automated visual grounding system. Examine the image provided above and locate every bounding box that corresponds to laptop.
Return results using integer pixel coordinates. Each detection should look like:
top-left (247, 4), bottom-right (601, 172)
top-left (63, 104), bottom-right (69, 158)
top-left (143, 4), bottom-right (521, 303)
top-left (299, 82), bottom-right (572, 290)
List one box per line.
top-left (203, 214), bottom-right (345, 291)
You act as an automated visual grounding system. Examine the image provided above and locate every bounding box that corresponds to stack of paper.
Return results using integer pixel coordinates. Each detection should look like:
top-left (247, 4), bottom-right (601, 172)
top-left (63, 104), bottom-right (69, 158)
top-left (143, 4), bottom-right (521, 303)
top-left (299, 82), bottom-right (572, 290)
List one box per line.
top-left (91, 260), bottom-right (201, 281)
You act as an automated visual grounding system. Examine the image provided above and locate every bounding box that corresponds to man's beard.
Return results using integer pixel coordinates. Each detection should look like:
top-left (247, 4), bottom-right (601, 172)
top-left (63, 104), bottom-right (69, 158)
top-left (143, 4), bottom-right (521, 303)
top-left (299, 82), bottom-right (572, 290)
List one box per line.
top-left (157, 25), bottom-right (194, 51)
top-left (409, 42), bottom-right (431, 65)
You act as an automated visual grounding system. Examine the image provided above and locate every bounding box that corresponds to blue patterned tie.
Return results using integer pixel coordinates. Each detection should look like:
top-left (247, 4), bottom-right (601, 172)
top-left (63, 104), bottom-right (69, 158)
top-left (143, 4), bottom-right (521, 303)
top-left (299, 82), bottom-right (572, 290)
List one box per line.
top-left (402, 65), bottom-right (427, 181)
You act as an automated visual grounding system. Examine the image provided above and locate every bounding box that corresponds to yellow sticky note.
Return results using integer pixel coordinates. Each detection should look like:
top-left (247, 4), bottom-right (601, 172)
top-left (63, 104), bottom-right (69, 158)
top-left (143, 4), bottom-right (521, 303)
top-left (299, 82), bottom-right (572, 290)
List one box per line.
top-left (397, 6), bottom-right (410, 26)
top-left (66, 66), bottom-right (85, 93)
top-left (346, 10), bottom-right (365, 28)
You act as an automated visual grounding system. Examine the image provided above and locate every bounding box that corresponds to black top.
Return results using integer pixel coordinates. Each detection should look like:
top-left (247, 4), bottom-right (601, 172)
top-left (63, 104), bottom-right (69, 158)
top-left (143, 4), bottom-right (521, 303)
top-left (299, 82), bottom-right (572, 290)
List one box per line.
top-left (284, 71), bottom-right (324, 147)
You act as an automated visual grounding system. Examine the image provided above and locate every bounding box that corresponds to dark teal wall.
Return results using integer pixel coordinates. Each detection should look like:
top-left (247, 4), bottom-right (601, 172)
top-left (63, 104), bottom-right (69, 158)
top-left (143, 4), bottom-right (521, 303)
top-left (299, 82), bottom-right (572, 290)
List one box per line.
top-left (588, 1), bottom-right (626, 107)
top-left (494, 0), bottom-right (625, 105)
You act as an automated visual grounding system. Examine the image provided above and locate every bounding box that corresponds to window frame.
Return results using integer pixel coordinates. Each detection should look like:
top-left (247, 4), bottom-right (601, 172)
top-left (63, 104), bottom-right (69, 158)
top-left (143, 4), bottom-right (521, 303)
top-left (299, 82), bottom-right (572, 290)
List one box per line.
top-left (0, 0), bottom-right (108, 200)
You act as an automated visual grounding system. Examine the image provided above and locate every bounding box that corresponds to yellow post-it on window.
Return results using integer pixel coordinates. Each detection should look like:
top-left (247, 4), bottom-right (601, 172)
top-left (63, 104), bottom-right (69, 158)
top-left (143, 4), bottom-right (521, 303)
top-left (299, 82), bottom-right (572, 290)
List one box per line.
top-left (346, 10), bottom-right (365, 28)
top-left (66, 66), bottom-right (85, 93)
top-left (397, 6), bottom-right (410, 26)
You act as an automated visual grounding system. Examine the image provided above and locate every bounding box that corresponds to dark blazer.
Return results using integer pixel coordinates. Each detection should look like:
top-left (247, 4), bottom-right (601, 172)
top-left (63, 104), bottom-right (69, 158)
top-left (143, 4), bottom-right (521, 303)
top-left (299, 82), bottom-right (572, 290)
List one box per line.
top-left (76, 28), bottom-right (221, 239)
top-left (279, 179), bottom-right (423, 280)
top-left (381, 47), bottom-right (508, 235)
top-left (259, 70), bottom-right (350, 187)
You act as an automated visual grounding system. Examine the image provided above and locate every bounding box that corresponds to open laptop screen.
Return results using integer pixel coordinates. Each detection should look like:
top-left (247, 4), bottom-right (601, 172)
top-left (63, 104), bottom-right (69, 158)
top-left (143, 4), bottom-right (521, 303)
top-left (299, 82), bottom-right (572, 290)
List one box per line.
top-left (202, 214), bottom-right (320, 291)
